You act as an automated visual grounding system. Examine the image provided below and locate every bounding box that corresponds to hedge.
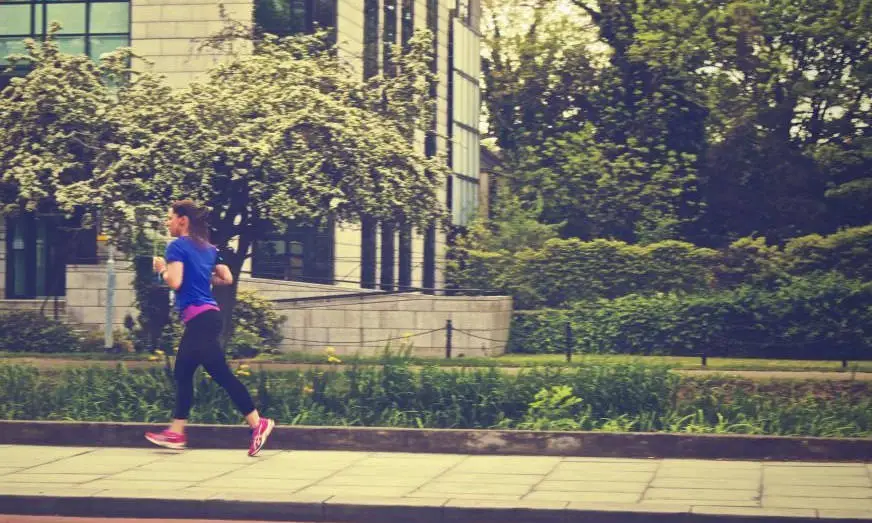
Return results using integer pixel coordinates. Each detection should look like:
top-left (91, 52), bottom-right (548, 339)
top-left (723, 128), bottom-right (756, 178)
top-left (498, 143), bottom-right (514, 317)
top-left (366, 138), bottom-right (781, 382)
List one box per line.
top-left (0, 311), bottom-right (84, 353)
top-left (451, 226), bottom-right (872, 309)
top-left (508, 273), bottom-right (872, 360)
top-left (460, 238), bottom-right (719, 309)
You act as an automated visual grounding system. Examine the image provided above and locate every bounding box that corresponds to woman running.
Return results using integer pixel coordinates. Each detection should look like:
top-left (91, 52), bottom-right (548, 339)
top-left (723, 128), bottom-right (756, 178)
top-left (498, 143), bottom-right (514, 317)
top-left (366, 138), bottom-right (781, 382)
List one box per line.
top-left (145, 199), bottom-right (275, 456)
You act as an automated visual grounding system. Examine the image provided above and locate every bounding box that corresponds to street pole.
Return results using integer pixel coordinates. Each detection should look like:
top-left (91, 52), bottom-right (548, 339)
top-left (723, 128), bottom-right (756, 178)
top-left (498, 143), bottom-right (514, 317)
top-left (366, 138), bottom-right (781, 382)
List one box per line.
top-left (104, 241), bottom-right (115, 351)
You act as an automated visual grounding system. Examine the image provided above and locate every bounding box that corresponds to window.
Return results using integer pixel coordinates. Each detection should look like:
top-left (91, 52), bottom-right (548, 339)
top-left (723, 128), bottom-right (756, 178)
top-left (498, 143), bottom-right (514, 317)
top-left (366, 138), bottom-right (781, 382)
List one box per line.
top-left (401, 0), bottom-right (413, 47)
top-left (253, 0), bottom-right (336, 42)
top-left (363, 0), bottom-right (378, 79)
top-left (383, 0), bottom-right (397, 77)
top-left (252, 222), bottom-right (334, 284)
top-left (1, 0), bottom-right (130, 66)
top-left (449, 15), bottom-right (482, 226)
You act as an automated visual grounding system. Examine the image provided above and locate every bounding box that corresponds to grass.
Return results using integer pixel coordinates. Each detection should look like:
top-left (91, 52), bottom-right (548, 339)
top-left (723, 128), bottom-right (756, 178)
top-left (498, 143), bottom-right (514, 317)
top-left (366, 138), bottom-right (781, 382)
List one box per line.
top-left (2, 350), bottom-right (870, 373)
top-left (2, 362), bottom-right (870, 437)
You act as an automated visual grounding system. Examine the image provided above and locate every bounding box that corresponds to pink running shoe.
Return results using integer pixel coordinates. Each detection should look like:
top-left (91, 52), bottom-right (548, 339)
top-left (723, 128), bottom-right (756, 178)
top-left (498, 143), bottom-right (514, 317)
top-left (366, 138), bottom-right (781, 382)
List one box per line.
top-left (248, 418), bottom-right (275, 457)
top-left (145, 429), bottom-right (187, 450)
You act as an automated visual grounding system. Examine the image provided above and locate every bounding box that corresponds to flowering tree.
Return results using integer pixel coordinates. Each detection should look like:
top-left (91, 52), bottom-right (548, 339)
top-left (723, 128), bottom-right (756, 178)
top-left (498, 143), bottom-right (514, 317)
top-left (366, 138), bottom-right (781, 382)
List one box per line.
top-left (1, 28), bottom-right (447, 335)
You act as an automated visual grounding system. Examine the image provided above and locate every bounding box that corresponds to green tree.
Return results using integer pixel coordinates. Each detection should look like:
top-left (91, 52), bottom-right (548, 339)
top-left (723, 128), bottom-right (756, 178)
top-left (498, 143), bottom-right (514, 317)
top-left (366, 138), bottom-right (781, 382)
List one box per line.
top-left (1, 29), bottom-right (447, 339)
top-left (630, 0), bottom-right (872, 243)
top-left (483, 0), bottom-right (704, 242)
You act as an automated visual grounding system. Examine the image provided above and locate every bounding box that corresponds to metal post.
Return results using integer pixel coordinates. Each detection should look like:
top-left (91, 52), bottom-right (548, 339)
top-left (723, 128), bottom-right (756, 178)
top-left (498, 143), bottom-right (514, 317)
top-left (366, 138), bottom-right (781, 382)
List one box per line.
top-left (565, 322), bottom-right (573, 363)
top-left (104, 242), bottom-right (115, 351)
top-left (701, 353), bottom-right (707, 367)
top-left (445, 319), bottom-right (453, 359)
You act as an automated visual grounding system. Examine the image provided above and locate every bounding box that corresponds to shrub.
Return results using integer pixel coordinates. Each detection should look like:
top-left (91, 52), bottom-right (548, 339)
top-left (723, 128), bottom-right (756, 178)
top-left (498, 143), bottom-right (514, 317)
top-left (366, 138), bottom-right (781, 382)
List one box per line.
top-left (508, 273), bottom-right (872, 360)
top-left (152, 290), bottom-right (286, 359)
top-left (225, 290), bottom-right (286, 358)
top-left (505, 238), bottom-right (718, 308)
top-left (783, 225), bottom-right (872, 280)
top-left (1, 362), bottom-right (869, 437)
top-left (0, 310), bottom-right (84, 353)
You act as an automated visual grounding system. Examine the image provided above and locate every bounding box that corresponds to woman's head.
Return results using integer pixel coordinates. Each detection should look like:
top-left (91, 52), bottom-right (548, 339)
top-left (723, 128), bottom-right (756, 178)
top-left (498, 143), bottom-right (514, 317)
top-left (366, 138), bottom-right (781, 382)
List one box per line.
top-left (167, 200), bottom-right (210, 244)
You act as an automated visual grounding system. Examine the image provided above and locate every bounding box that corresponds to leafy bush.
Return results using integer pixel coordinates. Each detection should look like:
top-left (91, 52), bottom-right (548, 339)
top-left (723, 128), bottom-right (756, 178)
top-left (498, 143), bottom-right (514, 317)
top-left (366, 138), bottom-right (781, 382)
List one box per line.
top-left (783, 225), bottom-right (872, 280)
top-left (226, 290), bottom-right (286, 358)
top-left (453, 237), bottom-right (718, 308)
top-left (0, 311), bottom-right (84, 353)
top-left (152, 290), bottom-right (286, 359)
top-left (1, 361), bottom-right (869, 437)
top-left (452, 225), bottom-right (872, 307)
top-left (509, 273), bottom-right (872, 360)
top-left (506, 238), bottom-right (718, 308)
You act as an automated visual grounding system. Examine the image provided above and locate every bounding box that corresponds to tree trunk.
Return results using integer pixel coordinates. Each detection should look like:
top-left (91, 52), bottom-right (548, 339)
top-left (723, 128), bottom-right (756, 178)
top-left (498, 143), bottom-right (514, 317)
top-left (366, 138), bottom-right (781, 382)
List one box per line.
top-left (213, 235), bottom-right (248, 348)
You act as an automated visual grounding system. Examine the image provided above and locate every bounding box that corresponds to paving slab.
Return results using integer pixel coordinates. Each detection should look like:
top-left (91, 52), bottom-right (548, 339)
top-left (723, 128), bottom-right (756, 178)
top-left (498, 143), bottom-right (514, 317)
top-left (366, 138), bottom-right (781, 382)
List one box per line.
top-left (0, 445), bottom-right (869, 522)
top-left (644, 487), bottom-right (760, 502)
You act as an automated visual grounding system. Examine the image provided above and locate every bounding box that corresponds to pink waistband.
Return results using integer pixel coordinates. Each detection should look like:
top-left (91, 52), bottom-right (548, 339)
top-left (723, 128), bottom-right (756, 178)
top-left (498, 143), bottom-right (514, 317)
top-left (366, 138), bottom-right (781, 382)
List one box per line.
top-left (181, 303), bottom-right (220, 323)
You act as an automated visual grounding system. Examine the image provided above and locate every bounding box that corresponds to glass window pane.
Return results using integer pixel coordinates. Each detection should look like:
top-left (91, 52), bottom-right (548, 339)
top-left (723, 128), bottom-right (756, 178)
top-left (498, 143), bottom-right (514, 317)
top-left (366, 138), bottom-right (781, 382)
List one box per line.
top-left (47, 4), bottom-right (86, 34)
top-left (56, 35), bottom-right (86, 55)
top-left (35, 4), bottom-right (44, 34)
top-left (90, 2), bottom-right (128, 34)
top-left (0, 5), bottom-right (31, 36)
top-left (0, 37), bottom-right (29, 65)
top-left (89, 35), bottom-right (128, 59)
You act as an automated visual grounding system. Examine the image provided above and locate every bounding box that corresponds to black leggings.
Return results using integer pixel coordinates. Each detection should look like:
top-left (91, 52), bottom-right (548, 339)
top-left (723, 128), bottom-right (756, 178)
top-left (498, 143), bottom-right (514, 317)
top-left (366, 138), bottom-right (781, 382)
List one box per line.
top-left (173, 310), bottom-right (255, 420)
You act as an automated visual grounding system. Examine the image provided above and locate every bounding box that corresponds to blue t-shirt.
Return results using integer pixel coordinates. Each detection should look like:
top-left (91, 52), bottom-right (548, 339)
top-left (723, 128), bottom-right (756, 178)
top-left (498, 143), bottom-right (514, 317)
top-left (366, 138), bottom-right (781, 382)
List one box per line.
top-left (165, 236), bottom-right (219, 312)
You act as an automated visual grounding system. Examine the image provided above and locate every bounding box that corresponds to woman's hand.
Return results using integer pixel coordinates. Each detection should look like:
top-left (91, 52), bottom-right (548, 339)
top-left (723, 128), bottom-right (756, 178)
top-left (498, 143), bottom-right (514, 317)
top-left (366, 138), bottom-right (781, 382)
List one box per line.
top-left (153, 256), bottom-right (167, 274)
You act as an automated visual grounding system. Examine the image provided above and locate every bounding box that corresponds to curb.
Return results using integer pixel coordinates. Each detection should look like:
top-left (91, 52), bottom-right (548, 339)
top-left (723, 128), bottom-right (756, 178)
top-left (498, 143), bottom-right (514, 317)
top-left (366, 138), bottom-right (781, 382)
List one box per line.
top-left (0, 494), bottom-right (854, 523)
top-left (1, 420), bottom-right (871, 461)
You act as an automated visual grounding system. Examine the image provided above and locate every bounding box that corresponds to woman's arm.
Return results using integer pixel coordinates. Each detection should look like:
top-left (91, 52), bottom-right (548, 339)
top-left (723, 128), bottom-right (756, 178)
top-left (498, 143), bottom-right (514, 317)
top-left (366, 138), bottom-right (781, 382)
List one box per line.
top-left (154, 257), bottom-right (183, 290)
top-left (211, 263), bottom-right (234, 286)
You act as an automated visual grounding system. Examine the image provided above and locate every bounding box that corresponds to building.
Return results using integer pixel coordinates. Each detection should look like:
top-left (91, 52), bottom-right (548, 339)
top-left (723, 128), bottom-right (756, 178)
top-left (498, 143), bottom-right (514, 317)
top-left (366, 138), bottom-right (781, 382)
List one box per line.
top-left (0, 0), bottom-right (510, 356)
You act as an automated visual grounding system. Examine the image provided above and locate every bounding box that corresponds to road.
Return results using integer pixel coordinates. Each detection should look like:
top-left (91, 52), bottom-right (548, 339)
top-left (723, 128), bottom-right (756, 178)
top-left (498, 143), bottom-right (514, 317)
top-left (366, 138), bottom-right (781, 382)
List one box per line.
top-left (0, 516), bottom-right (328, 523)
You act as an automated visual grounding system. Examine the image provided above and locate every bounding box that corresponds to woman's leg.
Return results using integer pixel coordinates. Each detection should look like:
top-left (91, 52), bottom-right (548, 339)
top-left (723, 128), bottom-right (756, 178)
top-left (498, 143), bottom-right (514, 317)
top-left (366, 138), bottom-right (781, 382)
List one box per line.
top-left (195, 311), bottom-right (258, 423)
top-left (170, 325), bottom-right (200, 433)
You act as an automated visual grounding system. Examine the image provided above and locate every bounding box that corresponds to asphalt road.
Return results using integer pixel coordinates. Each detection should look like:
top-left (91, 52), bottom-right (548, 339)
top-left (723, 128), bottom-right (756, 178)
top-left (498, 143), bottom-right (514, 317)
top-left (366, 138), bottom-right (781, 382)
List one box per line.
top-left (0, 517), bottom-right (328, 523)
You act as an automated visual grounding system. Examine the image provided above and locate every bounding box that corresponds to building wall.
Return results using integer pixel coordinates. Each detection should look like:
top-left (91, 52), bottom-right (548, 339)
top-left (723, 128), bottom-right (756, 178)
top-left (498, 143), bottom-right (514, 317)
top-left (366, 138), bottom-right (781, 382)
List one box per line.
top-left (130, 0), bottom-right (253, 87)
top-left (273, 293), bottom-right (511, 358)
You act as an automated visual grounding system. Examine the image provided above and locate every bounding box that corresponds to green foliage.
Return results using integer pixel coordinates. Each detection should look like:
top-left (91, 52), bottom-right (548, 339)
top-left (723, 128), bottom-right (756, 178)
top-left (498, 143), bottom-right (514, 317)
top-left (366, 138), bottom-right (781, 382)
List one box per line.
top-left (2, 360), bottom-right (869, 437)
top-left (129, 230), bottom-right (171, 352)
top-left (483, 0), bottom-right (872, 244)
top-left (0, 311), bottom-right (83, 353)
top-left (783, 225), bottom-right (872, 281)
top-left (713, 236), bottom-right (785, 288)
top-left (1, 29), bottom-right (447, 339)
top-left (447, 187), bottom-right (559, 292)
top-left (152, 290), bottom-right (285, 359)
top-left (225, 290), bottom-right (286, 358)
top-left (509, 274), bottom-right (872, 360)
top-left (482, 237), bottom-right (717, 308)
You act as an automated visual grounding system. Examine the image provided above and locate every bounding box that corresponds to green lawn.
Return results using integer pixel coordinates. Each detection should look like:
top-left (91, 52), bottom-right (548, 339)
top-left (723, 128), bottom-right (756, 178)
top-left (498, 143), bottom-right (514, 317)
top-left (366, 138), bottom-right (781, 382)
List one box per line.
top-left (1, 350), bottom-right (870, 373)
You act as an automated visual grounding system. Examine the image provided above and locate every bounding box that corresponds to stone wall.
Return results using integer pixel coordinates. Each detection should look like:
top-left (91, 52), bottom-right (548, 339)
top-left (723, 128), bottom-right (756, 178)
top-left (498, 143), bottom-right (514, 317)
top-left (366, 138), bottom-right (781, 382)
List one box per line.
top-left (272, 293), bottom-right (512, 358)
top-left (60, 269), bottom-right (512, 358)
top-left (64, 265), bottom-right (137, 330)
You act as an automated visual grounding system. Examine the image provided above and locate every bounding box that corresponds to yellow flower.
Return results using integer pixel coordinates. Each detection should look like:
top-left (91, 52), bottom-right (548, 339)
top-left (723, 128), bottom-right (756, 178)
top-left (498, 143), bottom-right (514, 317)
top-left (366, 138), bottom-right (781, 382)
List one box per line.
top-left (147, 356), bottom-right (159, 362)
top-left (236, 370), bottom-right (251, 377)
top-left (302, 386), bottom-right (314, 395)
top-left (327, 355), bottom-right (342, 364)
top-left (154, 349), bottom-right (165, 356)
top-left (173, 347), bottom-right (179, 352)
top-left (239, 364), bottom-right (250, 370)
top-left (325, 346), bottom-right (336, 355)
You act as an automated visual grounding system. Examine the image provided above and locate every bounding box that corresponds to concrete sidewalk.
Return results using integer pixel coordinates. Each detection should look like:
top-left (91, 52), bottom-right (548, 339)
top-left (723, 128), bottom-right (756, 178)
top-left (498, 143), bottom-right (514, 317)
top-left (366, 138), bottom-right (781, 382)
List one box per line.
top-left (0, 445), bottom-right (870, 522)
